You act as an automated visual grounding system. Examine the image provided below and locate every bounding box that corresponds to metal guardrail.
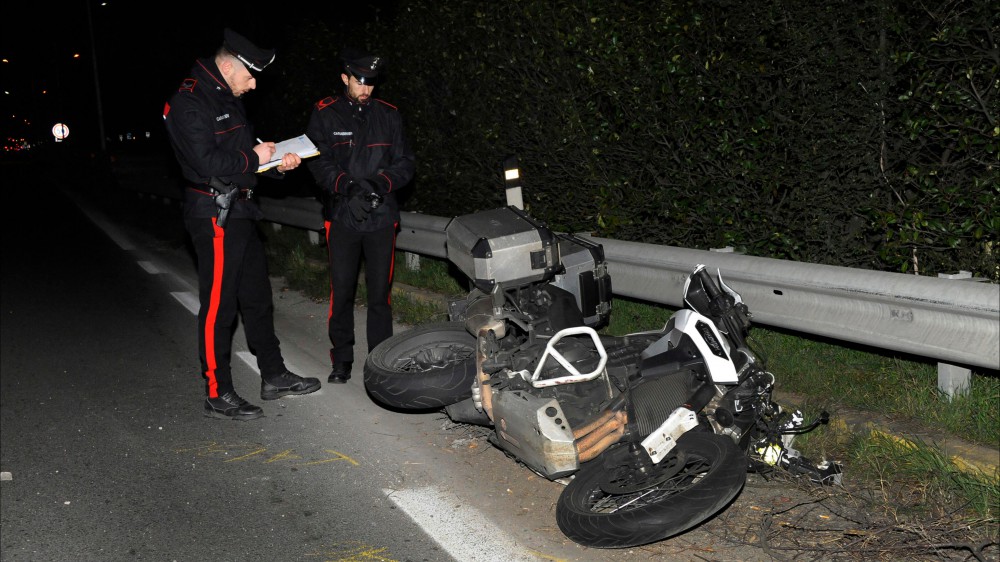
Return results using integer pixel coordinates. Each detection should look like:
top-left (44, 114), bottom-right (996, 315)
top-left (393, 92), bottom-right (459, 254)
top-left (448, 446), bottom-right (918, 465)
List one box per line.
top-left (582, 236), bottom-right (999, 371)
top-left (255, 196), bottom-right (452, 256)
top-left (253, 196), bottom-right (999, 373)
top-left (101, 184), bottom-right (996, 378)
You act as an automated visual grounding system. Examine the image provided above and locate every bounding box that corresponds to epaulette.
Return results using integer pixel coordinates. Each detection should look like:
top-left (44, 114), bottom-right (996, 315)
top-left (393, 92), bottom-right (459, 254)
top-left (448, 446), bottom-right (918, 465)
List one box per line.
top-left (178, 78), bottom-right (197, 93)
top-left (315, 96), bottom-right (338, 110)
top-left (374, 99), bottom-right (398, 111)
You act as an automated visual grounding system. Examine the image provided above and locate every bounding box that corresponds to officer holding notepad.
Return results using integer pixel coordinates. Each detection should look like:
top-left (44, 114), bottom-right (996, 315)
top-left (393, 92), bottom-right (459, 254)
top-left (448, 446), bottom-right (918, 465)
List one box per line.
top-left (163, 28), bottom-right (321, 420)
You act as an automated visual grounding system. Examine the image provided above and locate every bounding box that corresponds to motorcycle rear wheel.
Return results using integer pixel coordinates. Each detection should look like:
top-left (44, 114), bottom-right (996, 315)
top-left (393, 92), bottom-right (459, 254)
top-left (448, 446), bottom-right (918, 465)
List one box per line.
top-left (556, 431), bottom-right (746, 548)
top-left (363, 321), bottom-right (478, 410)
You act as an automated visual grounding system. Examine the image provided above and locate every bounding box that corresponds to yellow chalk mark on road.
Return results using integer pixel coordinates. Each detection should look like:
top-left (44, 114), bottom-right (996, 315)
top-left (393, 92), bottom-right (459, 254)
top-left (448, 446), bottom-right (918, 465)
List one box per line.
top-left (174, 440), bottom-right (264, 459)
top-left (300, 449), bottom-right (360, 466)
top-left (224, 447), bottom-right (268, 462)
top-left (304, 540), bottom-right (396, 561)
top-left (264, 449), bottom-right (303, 463)
top-left (524, 549), bottom-right (568, 561)
top-left (172, 441), bottom-right (359, 467)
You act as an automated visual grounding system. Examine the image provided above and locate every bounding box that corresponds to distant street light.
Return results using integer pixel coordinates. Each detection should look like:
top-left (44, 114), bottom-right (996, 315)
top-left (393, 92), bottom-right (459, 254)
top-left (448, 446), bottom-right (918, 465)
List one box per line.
top-left (85, 0), bottom-right (106, 153)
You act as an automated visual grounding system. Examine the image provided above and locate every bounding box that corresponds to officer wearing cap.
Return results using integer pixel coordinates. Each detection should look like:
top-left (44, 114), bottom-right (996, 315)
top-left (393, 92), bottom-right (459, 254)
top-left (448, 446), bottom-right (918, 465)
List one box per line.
top-left (305, 48), bottom-right (415, 384)
top-left (163, 28), bottom-right (321, 420)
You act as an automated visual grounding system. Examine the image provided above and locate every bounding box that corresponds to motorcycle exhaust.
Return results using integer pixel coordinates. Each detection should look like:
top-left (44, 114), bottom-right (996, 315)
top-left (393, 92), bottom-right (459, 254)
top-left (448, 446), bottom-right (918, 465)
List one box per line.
top-left (575, 410), bottom-right (627, 462)
top-left (572, 408), bottom-right (617, 439)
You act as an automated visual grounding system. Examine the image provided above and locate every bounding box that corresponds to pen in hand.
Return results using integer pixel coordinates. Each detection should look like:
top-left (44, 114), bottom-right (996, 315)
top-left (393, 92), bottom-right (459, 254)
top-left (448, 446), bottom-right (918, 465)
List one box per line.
top-left (257, 138), bottom-right (277, 164)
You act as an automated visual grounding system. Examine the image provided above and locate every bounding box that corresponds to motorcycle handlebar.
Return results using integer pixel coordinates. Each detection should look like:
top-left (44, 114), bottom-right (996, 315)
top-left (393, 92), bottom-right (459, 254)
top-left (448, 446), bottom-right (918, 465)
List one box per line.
top-left (695, 266), bottom-right (723, 301)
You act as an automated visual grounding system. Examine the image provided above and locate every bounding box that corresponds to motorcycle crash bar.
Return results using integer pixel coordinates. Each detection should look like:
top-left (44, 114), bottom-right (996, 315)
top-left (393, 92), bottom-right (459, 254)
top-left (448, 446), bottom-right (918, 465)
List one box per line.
top-left (528, 326), bottom-right (608, 388)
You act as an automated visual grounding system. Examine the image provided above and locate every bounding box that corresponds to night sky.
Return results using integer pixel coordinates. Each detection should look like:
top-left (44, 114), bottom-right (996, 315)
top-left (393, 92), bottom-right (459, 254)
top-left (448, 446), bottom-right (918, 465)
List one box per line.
top-left (2, 2), bottom-right (377, 151)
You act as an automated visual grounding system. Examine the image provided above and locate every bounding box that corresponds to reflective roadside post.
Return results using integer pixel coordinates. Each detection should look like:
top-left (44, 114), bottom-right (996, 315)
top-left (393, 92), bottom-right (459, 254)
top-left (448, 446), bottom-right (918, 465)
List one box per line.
top-left (503, 155), bottom-right (524, 210)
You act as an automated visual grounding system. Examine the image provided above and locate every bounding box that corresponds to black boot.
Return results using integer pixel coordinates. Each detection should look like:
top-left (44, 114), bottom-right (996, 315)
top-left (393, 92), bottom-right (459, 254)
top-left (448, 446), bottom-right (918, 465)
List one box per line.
top-left (328, 362), bottom-right (352, 384)
top-left (204, 391), bottom-right (263, 421)
top-left (261, 370), bottom-right (322, 400)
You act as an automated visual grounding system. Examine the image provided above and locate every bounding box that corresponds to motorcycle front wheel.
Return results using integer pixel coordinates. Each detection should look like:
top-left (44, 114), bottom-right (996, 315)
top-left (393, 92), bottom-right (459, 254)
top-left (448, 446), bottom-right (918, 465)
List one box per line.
top-left (556, 431), bottom-right (747, 548)
top-left (363, 321), bottom-right (478, 410)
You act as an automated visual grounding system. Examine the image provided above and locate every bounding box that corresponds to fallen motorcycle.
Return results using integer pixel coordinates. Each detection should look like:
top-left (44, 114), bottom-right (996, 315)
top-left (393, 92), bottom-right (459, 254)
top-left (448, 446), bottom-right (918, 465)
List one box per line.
top-left (364, 206), bottom-right (841, 548)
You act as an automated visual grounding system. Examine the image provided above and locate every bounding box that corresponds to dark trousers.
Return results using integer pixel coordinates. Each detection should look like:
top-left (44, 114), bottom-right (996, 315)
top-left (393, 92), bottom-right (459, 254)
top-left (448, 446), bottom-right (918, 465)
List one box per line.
top-left (185, 218), bottom-right (285, 398)
top-left (324, 220), bottom-right (398, 365)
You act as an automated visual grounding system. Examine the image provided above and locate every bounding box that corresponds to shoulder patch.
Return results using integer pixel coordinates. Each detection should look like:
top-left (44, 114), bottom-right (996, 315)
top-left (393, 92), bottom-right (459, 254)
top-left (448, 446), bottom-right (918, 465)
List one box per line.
top-left (374, 98), bottom-right (398, 111)
top-left (179, 78), bottom-right (197, 92)
top-left (315, 96), bottom-right (337, 110)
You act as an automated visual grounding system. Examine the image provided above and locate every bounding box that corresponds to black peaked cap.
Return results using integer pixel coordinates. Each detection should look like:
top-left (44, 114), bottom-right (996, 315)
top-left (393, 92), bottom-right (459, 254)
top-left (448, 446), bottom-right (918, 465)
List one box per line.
top-left (341, 47), bottom-right (383, 79)
top-left (223, 28), bottom-right (275, 72)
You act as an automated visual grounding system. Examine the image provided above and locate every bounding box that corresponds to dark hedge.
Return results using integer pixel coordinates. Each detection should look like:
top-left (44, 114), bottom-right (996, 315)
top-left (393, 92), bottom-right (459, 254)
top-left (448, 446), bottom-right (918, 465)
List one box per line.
top-left (260, 0), bottom-right (998, 279)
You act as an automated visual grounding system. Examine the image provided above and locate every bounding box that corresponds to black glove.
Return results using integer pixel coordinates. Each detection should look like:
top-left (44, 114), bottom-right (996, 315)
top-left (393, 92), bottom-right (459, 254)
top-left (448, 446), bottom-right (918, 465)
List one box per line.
top-left (361, 179), bottom-right (384, 210)
top-left (345, 181), bottom-right (373, 222)
top-left (354, 179), bottom-right (384, 210)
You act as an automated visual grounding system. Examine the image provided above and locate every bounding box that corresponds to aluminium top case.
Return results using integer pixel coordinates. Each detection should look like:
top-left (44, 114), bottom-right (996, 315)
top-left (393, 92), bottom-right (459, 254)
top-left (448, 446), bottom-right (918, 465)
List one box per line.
top-left (446, 206), bottom-right (559, 292)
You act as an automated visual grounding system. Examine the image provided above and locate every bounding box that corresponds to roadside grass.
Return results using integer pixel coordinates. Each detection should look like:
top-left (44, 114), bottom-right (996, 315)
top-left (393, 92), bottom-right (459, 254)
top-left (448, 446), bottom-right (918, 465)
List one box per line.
top-left (603, 295), bottom-right (674, 335)
top-left (264, 227), bottom-right (999, 529)
top-left (262, 226), bottom-right (329, 302)
top-left (753, 327), bottom-right (1000, 447)
top-left (392, 253), bottom-right (468, 297)
top-left (846, 431), bottom-right (1000, 521)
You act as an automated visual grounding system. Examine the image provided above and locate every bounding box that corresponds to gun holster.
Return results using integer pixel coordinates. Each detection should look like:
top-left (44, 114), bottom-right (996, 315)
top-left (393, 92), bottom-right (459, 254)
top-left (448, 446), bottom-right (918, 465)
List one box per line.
top-left (208, 177), bottom-right (237, 228)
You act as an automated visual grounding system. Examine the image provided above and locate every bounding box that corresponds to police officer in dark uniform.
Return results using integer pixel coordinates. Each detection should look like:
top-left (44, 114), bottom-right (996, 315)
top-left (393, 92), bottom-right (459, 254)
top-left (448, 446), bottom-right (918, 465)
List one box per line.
top-left (306, 48), bottom-right (415, 384)
top-left (163, 28), bottom-right (321, 420)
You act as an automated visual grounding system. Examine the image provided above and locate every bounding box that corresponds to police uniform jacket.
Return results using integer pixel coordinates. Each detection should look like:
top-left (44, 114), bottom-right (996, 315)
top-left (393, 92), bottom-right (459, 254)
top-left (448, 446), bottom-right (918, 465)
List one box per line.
top-left (163, 57), bottom-right (284, 221)
top-left (305, 95), bottom-right (415, 231)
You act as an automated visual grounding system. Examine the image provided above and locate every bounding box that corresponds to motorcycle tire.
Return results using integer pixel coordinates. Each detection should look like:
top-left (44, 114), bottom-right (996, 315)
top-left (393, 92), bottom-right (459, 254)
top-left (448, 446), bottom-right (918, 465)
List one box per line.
top-left (363, 321), bottom-right (478, 410)
top-left (556, 431), bottom-right (747, 548)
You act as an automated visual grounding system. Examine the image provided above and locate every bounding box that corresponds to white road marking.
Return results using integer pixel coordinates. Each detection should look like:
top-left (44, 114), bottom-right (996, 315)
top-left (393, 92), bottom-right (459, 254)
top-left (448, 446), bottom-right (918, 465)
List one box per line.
top-left (234, 352), bottom-right (305, 379)
top-left (170, 292), bottom-right (200, 315)
top-left (236, 351), bottom-right (259, 373)
top-left (137, 260), bottom-right (160, 274)
top-left (382, 486), bottom-right (544, 561)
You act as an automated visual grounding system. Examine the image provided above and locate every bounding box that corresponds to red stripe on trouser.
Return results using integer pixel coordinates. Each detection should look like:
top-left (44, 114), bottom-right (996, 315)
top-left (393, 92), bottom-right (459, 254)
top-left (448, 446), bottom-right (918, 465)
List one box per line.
top-left (204, 219), bottom-right (225, 398)
top-left (324, 220), bottom-right (335, 324)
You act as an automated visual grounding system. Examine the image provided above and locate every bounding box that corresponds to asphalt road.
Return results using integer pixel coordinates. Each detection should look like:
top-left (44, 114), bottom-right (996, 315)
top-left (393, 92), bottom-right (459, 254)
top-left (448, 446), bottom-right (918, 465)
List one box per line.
top-left (1, 155), bottom-right (667, 562)
top-left (0, 158), bottom-right (464, 561)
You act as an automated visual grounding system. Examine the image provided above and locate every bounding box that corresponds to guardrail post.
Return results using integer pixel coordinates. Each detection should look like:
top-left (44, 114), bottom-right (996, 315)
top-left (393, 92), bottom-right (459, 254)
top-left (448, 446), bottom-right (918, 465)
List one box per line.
top-left (936, 270), bottom-right (974, 399)
top-left (405, 252), bottom-right (421, 272)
